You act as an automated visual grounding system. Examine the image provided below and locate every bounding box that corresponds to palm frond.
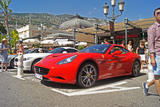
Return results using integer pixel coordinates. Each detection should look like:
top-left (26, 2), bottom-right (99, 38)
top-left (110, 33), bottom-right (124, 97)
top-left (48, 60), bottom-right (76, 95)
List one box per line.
top-left (8, 9), bottom-right (12, 13)
top-left (0, 0), bottom-right (4, 8)
top-left (8, 0), bottom-right (11, 5)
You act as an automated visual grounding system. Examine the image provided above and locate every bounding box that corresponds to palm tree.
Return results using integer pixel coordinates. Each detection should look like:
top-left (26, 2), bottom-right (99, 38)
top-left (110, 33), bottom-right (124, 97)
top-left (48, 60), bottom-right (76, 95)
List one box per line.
top-left (0, 0), bottom-right (12, 52)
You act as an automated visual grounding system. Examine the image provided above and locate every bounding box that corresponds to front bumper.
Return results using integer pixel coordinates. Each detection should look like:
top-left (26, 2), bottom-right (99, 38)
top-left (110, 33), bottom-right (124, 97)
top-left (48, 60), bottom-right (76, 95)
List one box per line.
top-left (34, 63), bottom-right (78, 84)
top-left (14, 59), bottom-right (32, 71)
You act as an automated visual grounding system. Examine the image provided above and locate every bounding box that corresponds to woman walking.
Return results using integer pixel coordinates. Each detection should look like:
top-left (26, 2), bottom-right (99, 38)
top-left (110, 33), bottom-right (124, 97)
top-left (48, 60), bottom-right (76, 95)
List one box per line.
top-left (136, 40), bottom-right (146, 71)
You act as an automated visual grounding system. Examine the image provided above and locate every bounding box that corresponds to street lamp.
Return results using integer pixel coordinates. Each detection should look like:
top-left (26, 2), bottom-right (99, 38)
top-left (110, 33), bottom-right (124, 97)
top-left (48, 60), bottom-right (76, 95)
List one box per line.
top-left (103, 0), bottom-right (125, 43)
top-left (73, 28), bottom-right (77, 48)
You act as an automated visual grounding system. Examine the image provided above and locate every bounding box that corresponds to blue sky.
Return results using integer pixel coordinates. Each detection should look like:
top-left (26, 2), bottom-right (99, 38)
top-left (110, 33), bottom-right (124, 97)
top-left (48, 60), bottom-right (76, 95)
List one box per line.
top-left (10, 0), bottom-right (159, 22)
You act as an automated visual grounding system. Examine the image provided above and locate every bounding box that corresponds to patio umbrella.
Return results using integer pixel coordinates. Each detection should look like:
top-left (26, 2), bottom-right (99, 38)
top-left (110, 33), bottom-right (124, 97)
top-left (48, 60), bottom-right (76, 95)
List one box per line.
top-left (23, 39), bottom-right (40, 44)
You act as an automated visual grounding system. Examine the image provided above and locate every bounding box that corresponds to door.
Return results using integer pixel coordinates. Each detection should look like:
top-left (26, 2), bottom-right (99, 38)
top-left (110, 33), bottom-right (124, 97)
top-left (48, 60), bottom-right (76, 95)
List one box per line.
top-left (103, 46), bottom-right (130, 77)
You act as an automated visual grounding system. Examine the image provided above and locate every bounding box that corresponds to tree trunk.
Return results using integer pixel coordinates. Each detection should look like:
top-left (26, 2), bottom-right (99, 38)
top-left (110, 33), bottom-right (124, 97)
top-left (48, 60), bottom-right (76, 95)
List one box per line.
top-left (4, 11), bottom-right (12, 53)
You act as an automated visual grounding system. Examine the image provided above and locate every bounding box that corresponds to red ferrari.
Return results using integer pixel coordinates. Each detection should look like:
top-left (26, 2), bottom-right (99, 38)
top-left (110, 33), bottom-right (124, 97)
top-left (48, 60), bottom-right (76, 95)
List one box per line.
top-left (34, 44), bottom-right (141, 88)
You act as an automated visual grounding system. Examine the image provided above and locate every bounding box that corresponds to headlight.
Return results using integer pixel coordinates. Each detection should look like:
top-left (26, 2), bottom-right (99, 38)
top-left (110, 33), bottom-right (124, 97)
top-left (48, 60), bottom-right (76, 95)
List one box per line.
top-left (23, 57), bottom-right (33, 61)
top-left (57, 55), bottom-right (77, 64)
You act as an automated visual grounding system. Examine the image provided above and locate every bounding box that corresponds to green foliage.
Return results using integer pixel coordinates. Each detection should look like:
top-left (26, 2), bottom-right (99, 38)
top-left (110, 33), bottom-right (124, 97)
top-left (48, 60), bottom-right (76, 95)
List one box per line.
top-left (0, 23), bottom-right (7, 34)
top-left (0, 33), bottom-right (7, 42)
top-left (0, 0), bottom-right (12, 11)
top-left (0, 23), bottom-right (7, 42)
top-left (77, 45), bottom-right (85, 50)
top-left (10, 29), bottom-right (19, 48)
top-left (34, 43), bottom-right (40, 48)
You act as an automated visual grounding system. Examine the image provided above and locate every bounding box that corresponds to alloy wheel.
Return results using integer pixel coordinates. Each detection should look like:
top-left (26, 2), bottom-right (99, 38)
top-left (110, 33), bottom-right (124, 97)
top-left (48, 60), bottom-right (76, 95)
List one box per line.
top-left (78, 63), bottom-right (97, 88)
top-left (132, 61), bottom-right (140, 77)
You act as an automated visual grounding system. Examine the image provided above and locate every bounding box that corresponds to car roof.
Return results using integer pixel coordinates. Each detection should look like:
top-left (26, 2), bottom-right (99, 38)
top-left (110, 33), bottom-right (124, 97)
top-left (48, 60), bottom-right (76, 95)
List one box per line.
top-left (56, 47), bottom-right (78, 50)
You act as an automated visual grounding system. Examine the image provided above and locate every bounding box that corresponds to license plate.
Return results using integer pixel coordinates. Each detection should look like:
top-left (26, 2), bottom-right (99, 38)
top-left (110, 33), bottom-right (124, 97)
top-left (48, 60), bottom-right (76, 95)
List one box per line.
top-left (35, 73), bottom-right (43, 80)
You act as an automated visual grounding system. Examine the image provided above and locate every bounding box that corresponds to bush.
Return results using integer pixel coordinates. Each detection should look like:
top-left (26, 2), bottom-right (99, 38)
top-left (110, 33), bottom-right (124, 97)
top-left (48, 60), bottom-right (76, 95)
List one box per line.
top-left (77, 45), bottom-right (85, 50)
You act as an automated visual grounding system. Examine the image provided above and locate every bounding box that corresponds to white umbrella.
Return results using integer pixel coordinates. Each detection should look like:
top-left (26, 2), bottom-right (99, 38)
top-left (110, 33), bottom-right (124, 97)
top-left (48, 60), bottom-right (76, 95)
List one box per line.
top-left (55, 39), bottom-right (74, 46)
top-left (23, 39), bottom-right (40, 44)
top-left (58, 41), bottom-right (74, 46)
top-left (40, 40), bottom-right (55, 44)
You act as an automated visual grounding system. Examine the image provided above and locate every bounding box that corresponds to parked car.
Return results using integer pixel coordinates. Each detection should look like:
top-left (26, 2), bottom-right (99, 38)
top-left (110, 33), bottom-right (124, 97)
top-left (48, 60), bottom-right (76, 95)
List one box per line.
top-left (24, 48), bottom-right (49, 54)
top-left (0, 48), bottom-right (49, 68)
top-left (0, 55), bottom-right (16, 68)
top-left (14, 47), bottom-right (78, 72)
top-left (34, 44), bottom-right (141, 88)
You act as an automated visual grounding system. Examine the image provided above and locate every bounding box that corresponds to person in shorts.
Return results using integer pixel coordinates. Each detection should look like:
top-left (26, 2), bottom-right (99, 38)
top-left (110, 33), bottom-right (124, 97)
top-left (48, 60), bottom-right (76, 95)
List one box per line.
top-left (143, 8), bottom-right (160, 96)
top-left (0, 38), bottom-right (9, 72)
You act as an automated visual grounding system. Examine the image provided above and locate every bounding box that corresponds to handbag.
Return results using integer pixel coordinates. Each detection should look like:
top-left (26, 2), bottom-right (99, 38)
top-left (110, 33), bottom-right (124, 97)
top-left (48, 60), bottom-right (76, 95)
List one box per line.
top-left (0, 44), bottom-right (3, 54)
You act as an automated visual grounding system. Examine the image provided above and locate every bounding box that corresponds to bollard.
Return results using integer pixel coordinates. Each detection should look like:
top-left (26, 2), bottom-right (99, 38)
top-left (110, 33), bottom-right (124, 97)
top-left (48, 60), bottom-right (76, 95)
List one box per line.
top-left (17, 52), bottom-right (24, 78)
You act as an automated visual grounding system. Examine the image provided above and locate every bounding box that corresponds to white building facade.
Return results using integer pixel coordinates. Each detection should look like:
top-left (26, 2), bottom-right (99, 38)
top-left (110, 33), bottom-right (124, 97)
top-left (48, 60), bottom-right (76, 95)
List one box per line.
top-left (17, 25), bottom-right (32, 39)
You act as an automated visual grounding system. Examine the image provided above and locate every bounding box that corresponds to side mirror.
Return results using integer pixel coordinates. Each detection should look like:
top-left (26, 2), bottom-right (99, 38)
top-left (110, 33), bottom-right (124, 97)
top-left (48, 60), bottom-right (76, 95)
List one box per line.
top-left (112, 50), bottom-right (122, 56)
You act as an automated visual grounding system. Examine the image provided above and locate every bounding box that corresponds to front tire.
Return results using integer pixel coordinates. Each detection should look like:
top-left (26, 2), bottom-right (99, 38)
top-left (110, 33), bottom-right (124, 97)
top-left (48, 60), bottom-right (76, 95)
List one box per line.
top-left (77, 62), bottom-right (98, 88)
top-left (132, 60), bottom-right (141, 77)
top-left (31, 59), bottom-right (41, 72)
top-left (10, 59), bottom-right (14, 68)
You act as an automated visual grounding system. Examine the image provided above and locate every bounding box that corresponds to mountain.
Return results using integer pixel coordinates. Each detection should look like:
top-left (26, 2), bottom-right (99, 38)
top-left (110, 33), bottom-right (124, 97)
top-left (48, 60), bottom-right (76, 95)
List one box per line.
top-left (0, 13), bottom-right (107, 29)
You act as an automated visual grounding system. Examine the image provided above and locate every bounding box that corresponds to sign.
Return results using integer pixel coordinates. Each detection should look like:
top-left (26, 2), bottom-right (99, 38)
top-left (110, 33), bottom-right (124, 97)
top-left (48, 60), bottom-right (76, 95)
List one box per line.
top-left (35, 73), bottom-right (43, 80)
top-left (115, 34), bottom-right (138, 39)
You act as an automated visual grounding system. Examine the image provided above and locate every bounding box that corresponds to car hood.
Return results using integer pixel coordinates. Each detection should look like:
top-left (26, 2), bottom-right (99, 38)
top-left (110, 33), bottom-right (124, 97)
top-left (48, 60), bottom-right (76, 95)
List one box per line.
top-left (36, 52), bottom-right (103, 67)
top-left (23, 53), bottom-right (51, 58)
top-left (38, 53), bottom-right (78, 64)
top-left (8, 54), bottom-right (18, 59)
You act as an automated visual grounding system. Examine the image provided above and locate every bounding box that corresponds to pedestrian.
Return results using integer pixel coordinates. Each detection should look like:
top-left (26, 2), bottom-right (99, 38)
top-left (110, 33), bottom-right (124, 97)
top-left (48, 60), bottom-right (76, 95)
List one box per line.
top-left (127, 40), bottom-right (133, 52)
top-left (49, 47), bottom-right (53, 51)
top-left (0, 38), bottom-right (9, 72)
top-left (121, 40), bottom-right (125, 47)
top-left (136, 40), bottom-right (146, 71)
top-left (103, 38), bottom-right (110, 44)
top-left (18, 39), bottom-right (24, 53)
top-left (38, 48), bottom-right (43, 53)
top-left (31, 44), bottom-right (35, 51)
top-left (17, 39), bottom-right (24, 78)
top-left (143, 8), bottom-right (160, 96)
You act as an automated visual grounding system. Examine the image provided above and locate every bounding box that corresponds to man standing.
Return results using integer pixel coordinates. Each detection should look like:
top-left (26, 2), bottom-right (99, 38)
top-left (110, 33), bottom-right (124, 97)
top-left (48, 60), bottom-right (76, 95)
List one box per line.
top-left (0, 38), bottom-right (9, 72)
top-left (143, 8), bottom-right (160, 96)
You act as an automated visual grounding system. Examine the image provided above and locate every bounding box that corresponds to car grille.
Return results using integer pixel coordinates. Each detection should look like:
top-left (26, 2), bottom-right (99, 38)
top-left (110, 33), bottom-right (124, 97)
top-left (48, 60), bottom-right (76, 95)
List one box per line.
top-left (35, 66), bottom-right (49, 75)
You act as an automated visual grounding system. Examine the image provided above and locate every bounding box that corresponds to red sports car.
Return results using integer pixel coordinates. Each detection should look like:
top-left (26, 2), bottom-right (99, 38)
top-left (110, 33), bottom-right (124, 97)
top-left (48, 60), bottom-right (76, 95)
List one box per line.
top-left (34, 44), bottom-right (141, 88)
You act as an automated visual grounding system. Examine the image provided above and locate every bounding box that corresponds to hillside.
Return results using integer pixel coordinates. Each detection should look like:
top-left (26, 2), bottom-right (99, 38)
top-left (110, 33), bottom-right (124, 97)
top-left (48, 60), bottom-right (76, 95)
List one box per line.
top-left (0, 13), bottom-right (106, 29)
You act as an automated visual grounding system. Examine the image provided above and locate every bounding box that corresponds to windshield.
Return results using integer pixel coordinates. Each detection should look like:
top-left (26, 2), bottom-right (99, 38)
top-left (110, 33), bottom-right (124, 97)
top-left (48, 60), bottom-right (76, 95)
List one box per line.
top-left (49, 47), bottom-right (64, 53)
top-left (80, 44), bottom-right (111, 54)
top-left (25, 49), bottom-right (31, 54)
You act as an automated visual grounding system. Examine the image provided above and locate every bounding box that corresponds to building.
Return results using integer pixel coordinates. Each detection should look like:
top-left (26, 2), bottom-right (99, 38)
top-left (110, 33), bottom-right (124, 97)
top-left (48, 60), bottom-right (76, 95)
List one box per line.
top-left (16, 25), bottom-right (31, 39)
top-left (16, 24), bottom-right (54, 40)
top-left (72, 17), bottom-right (155, 47)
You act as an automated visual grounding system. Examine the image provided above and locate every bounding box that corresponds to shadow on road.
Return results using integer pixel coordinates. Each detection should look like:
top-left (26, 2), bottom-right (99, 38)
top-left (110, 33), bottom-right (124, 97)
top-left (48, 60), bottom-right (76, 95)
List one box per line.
top-left (41, 73), bottom-right (146, 89)
top-left (41, 80), bottom-right (78, 89)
